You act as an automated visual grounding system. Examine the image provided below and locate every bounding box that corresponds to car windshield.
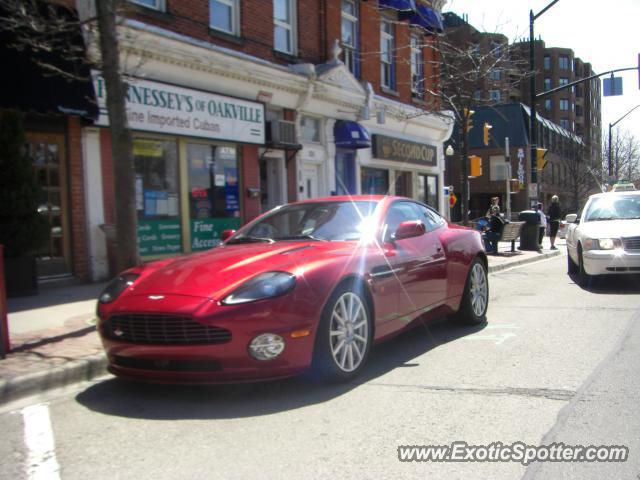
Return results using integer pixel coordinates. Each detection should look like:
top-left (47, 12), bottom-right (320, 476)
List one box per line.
top-left (228, 200), bottom-right (379, 243)
top-left (583, 194), bottom-right (640, 221)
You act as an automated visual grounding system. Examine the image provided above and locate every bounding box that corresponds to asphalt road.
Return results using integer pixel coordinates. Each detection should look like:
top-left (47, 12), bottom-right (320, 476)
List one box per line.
top-left (1, 254), bottom-right (639, 480)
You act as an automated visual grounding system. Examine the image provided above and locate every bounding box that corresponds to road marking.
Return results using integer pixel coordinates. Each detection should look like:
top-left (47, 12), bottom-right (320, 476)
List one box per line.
top-left (463, 332), bottom-right (517, 345)
top-left (22, 404), bottom-right (61, 480)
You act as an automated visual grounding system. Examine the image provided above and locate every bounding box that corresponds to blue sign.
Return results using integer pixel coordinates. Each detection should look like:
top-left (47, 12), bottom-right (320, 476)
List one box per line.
top-left (603, 77), bottom-right (623, 96)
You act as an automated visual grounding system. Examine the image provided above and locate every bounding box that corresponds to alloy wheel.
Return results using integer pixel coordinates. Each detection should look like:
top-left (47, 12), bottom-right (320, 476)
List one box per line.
top-left (469, 263), bottom-right (488, 317)
top-left (329, 292), bottom-right (369, 373)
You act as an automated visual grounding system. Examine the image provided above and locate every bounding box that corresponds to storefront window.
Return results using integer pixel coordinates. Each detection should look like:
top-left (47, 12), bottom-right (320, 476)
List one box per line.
top-left (361, 167), bottom-right (388, 195)
top-left (134, 138), bottom-right (182, 257)
top-left (418, 174), bottom-right (438, 210)
top-left (187, 143), bottom-right (241, 251)
top-left (394, 171), bottom-right (412, 198)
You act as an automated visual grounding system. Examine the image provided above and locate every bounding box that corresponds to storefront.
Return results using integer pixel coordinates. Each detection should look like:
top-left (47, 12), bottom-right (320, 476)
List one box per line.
top-left (93, 74), bottom-right (265, 260)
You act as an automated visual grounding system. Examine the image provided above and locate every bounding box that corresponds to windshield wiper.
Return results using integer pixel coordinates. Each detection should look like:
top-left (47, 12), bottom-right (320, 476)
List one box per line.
top-left (226, 236), bottom-right (275, 244)
top-left (275, 234), bottom-right (329, 242)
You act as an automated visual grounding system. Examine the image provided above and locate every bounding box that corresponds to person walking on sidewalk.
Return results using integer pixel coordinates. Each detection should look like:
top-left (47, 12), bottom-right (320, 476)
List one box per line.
top-left (536, 202), bottom-right (547, 250)
top-left (547, 195), bottom-right (561, 250)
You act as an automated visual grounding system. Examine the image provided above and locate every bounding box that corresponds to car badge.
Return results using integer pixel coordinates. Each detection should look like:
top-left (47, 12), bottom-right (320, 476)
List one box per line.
top-left (148, 295), bottom-right (165, 300)
top-left (114, 329), bottom-right (124, 337)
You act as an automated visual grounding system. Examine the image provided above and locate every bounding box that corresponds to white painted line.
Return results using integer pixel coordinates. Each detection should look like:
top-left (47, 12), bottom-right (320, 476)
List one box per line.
top-left (22, 404), bottom-right (61, 480)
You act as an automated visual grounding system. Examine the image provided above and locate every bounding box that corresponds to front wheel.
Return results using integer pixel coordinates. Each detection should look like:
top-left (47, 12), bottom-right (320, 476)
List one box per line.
top-left (450, 257), bottom-right (489, 325)
top-left (567, 249), bottom-right (578, 274)
top-left (313, 281), bottom-right (373, 382)
top-left (577, 246), bottom-right (593, 287)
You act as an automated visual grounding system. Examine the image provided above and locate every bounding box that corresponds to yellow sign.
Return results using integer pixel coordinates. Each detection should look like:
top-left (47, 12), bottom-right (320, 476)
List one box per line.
top-left (133, 139), bottom-right (164, 157)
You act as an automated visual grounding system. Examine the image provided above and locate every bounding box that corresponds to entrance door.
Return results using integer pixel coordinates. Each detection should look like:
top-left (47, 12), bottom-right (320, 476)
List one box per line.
top-left (302, 165), bottom-right (319, 200)
top-left (259, 154), bottom-right (285, 212)
top-left (335, 149), bottom-right (356, 195)
top-left (26, 133), bottom-right (71, 278)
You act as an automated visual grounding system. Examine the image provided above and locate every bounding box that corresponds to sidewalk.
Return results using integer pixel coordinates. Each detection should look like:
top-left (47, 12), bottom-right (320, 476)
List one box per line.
top-left (0, 240), bottom-right (562, 405)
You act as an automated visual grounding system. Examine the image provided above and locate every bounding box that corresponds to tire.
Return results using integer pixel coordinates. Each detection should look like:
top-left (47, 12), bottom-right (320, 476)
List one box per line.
top-left (577, 245), bottom-right (592, 287)
top-left (312, 280), bottom-right (373, 382)
top-left (567, 249), bottom-right (579, 274)
top-left (451, 257), bottom-right (489, 325)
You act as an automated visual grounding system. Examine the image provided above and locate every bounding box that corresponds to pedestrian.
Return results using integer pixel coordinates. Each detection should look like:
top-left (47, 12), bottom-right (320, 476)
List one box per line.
top-left (485, 196), bottom-right (500, 217)
top-left (547, 195), bottom-right (561, 250)
top-left (536, 202), bottom-right (547, 250)
top-left (482, 205), bottom-right (504, 254)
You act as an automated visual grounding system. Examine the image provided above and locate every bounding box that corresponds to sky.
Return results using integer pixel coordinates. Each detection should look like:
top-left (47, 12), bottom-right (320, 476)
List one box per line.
top-left (443, 0), bottom-right (640, 147)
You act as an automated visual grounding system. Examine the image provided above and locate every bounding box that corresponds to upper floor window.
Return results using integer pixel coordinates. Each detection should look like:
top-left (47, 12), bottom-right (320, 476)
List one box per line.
top-left (558, 56), bottom-right (570, 70)
top-left (490, 68), bottom-right (501, 81)
top-left (129, 0), bottom-right (165, 10)
top-left (559, 119), bottom-right (569, 129)
top-left (380, 18), bottom-right (395, 90)
top-left (274, 0), bottom-right (296, 55)
top-left (210, 0), bottom-right (240, 36)
top-left (544, 77), bottom-right (552, 90)
top-left (544, 55), bottom-right (551, 70)
top-left (341, 0), bottom-right (359, 77)
top-left (489, 89), bottom-right (501, 102)
top-left (544, 99), bottom-right (552, 111)
top-left (559, 77), bottom-right (569, 86)
top-left (300, 116), bottom-right (321, 143)
top-left (490, 41), bottom-right (502, 58)
top-left (474, 89), bottom-right (482, 100)
top-left (560, 99), bottom-right (569, 111)
top-left (410, 34), bottom-right (424, 98)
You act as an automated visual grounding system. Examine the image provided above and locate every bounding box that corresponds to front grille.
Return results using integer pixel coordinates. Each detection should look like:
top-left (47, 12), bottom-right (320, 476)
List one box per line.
top-left (102, 314), bottom-right (232, 345)
top-left (622, 236), bottom-right (640, 251)
top-left (112, 355), bottom-right (222, 372)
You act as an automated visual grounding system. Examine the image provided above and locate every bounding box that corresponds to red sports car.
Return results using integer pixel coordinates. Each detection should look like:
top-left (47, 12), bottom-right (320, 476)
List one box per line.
top-left (97, 195), bottom-right (488, 384)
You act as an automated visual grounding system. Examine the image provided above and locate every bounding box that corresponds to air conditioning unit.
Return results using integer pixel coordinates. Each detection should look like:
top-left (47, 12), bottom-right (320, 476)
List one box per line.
top-left (267, 120), bottom-right (298, 146)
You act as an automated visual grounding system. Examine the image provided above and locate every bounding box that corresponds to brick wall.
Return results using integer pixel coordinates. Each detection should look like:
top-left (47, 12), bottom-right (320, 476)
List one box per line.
top-left (67, 117), bottom-right (89, 280)
top-left (241, 145), bottom-right (261, 223)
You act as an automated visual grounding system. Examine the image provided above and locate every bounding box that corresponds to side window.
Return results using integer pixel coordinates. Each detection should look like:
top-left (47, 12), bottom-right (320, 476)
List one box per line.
top-left (415, 204), bottom-right (444, 232)
top-left (381, 201), bottom-right (418, 242)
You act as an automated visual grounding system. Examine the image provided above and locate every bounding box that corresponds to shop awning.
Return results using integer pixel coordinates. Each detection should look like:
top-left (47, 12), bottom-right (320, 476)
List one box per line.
top-left (0, 5), bottom-right (98, 119)
top-left (378, 0), bottom-right (417, 12)
top-left (334, 121), bottom-right (371, 149)
top-left (401, 4), bottom-right (444, 34)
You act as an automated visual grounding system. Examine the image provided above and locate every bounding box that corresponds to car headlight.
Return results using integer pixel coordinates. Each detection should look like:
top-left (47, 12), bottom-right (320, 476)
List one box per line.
top-left (221, 272), bottom-right (296, 305)
top-left (583, 238), bottom-right (622, 250)
top-left (99, 273), bottom-right (140, 304)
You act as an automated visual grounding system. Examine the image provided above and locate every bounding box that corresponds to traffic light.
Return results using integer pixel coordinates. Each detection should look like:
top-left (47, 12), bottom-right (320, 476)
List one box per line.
top-left (469, 155), bottom-right (482, 177)
top-left (483, 122), bottom-right (492, 146)
top-left (536, 148), bottom-right (548, 171)
top-left (463, 108), bottom-right (475, 133)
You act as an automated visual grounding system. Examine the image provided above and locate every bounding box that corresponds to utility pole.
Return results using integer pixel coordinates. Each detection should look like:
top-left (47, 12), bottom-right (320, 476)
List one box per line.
top-left (505, 137), bottom-right (511, 221)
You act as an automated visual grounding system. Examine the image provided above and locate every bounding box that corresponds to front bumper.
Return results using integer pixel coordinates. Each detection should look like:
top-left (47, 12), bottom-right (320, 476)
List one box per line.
top-left (582, 249), bottom-right (640, 275)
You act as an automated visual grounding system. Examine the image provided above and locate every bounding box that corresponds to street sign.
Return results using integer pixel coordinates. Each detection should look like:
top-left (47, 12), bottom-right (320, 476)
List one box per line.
top-left (449, 192), bottom-right (458, 208)
top-left (603, 76), bottom-right (623, 96)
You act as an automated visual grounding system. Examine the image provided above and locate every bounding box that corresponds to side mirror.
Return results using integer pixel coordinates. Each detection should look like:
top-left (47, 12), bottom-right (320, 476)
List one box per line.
top-left (221, 229), bottom-right (236, 242)
top-left (565, 214), bottom-right (578, 224)
top-left (394, 220), bottom-right (426, 241)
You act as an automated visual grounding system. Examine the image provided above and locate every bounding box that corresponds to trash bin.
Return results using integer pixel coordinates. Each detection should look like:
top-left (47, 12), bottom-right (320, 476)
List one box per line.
top-left (518, 210), bottom-right (540, 250)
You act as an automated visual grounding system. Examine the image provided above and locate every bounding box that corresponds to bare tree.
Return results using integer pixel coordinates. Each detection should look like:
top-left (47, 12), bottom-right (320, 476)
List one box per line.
top-left (555, 138), bottom-right (599, 212)
top-left (604, 128), bottom-right (640, 185)
top-left (0, 0), bottom-right (139, 272)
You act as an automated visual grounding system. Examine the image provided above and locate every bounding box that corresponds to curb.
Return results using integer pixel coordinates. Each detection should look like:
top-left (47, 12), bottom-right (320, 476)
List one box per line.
top-left (0, 353), bottom-right (107, 406)
top-left (488, 249), bottom-right (561, 274)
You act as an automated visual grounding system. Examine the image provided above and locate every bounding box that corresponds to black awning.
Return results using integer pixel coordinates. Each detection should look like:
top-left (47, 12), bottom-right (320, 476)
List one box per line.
top-left (0, 5), bottom-right (98, 119)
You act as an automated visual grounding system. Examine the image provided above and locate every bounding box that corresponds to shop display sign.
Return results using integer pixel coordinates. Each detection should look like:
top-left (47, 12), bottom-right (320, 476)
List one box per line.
top-left (191, 218), bottom-right (241, 251)
top-left (92, 71), bottom-right (265, 144)
top-left (372, 135), bottom-right (437, 167)
top-left (138, 219), bottom-right (182, 256)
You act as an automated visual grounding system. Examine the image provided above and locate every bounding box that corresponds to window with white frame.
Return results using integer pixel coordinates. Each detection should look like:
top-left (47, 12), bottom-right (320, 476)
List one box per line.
top-left (210, 0), bottom-right (240, 35)
top-left (558, 56), bottom-right (570, 70)
top-left (274, 0), bottom-right (296, 55)
top-left (560, 99), bottom-right (569, 111)
top-left (489, 89), bottom-right (501, 102)
top-left (410, 34), bottom-right (424, 98)
top-left (129, 0), bottom-right (165, 10)
top-left (380, 18), bottom-right (395, 90)
top-left (490, 68), bottom-right (501, 81)
top-left (300, 116), bottom-right (321, 143)
top-left (341, 0), bottom-right (359, 76)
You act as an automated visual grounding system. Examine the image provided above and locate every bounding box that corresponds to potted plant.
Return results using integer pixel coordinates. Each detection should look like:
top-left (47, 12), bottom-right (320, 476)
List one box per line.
top-left (0, 111), bottom-right (49, 296)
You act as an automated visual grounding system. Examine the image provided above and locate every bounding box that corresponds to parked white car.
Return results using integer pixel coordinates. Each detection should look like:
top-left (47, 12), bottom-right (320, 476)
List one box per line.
top-left (566, 190), bottom-right (640, 285)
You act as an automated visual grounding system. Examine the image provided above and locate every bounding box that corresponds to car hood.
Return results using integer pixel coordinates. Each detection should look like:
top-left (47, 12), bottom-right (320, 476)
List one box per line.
top-left (579, 219), bottom-right (640, 239)
top-left (127, 242), bottom-right (351, 301)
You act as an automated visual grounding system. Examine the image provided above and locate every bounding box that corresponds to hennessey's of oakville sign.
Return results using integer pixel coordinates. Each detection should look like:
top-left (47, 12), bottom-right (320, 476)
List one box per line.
top-left (92, 72), bottom-right (265, 144)
top-left (373, 134), bottom-right (437, 167)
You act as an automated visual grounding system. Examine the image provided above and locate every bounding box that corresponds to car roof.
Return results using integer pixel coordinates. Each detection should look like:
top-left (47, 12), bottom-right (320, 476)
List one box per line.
top-left (291, 195), bottom-right (401, 205)
top-left (588, 190), bottom-right (640, 200)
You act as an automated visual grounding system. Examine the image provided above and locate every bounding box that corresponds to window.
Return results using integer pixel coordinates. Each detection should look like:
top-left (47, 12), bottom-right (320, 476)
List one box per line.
top-left (300, 116), bottom-right (321, 143)
top-left (559, 119), bottom-right (569, 129)
top-left (129, 0), bottom-right (164, 10)
top-left (560, 99), bottom-right (569, 111)
top-left (489, 155), bottom-right (508, 181)
top-left (410, 34), bottom-right (424, 98)
top-left (274, 0), bottom-right (296, 55)
top-left (471, 43), bottom-right (480, 57)
top-left (544, 99), bottom-right (552, 111)
top-left (489, 89), bottom-right (501, 102)
top-left (380, 18), bottom-right (395, 90)
top-left (474, 90), bottom-right (482, 100)
top-left (210, 0), bottom-right (240, 36)
top-left (559, 77), bottom-right (569, 86)
top-left (418, 175), bottom-right (438, 210)
top-left (575, 104), bottom-right (583, 117)
top-left (341, 0), bottom-right (359, 77)
top-left (544, 78), bottom-right (552, 90)
top-left (544, 55), bottom-right (551, 70)
top-left (490, 68), bottom-right (501, 81)
top-left (361, 167), bottom-right (389, 195)
top-left (559, 55), bottom-right (569, 70)
top-left (490, 41), bottom-right (502, 58)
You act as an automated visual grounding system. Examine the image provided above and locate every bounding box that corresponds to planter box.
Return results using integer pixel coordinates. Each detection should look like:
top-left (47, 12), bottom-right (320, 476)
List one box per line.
top-left (3, 255), bottom-right (38, 297)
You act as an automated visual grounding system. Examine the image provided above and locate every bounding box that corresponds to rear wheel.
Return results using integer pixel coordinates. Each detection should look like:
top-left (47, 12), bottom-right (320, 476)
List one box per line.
top-left (313, 280), bottom-right (373, 382)
top-left (451, 257), bottom-right (488, 325)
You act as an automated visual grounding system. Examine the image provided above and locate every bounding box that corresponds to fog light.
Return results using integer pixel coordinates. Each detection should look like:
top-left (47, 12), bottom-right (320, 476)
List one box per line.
top-left (249, 333), bottom-right (285, 361)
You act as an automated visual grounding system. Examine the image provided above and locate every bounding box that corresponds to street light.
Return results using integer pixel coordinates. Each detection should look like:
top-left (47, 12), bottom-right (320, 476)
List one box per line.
top-left (608, 104), bottom-right (640, 179)
top-left (530, 0), bottom-right (561, 203)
